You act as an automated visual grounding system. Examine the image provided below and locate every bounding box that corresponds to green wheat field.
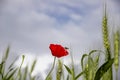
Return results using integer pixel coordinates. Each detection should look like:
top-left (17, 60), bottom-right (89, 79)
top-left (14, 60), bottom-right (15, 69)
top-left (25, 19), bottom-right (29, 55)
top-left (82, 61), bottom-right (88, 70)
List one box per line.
top-left (0, 5), bottom-right (120, 80)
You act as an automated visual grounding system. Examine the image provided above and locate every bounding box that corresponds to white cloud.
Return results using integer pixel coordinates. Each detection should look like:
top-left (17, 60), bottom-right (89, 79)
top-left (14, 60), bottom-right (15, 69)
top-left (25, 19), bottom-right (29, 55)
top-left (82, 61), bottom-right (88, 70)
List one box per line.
top-left (70, 13), bottom-right (82, 21)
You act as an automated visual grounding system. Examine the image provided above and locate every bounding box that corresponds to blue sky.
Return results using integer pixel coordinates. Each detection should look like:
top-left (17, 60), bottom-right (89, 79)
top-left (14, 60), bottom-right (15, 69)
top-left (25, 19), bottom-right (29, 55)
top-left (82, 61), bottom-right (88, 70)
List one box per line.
top-left (0, 0), bottom-right (120, 79)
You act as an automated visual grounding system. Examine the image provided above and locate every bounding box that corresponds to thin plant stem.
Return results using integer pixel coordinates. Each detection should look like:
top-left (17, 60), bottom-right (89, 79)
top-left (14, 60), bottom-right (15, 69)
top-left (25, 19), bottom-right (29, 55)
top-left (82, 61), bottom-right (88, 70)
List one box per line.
top-left (45, 57), bottom-right (56, 80)
top-left (15, 55), bottom-right (25, 80)
top-left (116, 70), bottom-right (118, 80)
top-left (70, 47), bottom-right (75, 80)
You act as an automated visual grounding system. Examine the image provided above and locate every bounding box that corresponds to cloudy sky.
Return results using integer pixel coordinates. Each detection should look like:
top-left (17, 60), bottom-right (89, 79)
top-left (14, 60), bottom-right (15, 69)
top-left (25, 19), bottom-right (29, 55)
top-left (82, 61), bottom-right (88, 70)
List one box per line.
top-left (0, 0), bottom-right (120, 79)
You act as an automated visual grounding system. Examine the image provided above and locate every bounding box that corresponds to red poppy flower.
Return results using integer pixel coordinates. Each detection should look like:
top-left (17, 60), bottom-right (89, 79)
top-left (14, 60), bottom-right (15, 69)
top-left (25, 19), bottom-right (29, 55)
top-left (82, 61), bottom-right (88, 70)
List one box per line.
top-left (49, 44), bottom-right (69, 58)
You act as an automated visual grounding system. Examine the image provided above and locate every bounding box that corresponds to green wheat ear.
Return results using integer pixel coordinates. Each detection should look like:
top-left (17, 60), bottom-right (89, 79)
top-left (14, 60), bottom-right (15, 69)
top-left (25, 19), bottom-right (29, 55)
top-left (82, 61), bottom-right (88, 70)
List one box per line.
top-left (101, 3), bottom-right (113, 80)
top-left (102, 12), bottom-right (110, 50)
top-left (114, 31), bottom-right (119, 71)
top-left (56, 59), bottom-right (63, 80)
top-left (102, 4), bottom-right (111, 60)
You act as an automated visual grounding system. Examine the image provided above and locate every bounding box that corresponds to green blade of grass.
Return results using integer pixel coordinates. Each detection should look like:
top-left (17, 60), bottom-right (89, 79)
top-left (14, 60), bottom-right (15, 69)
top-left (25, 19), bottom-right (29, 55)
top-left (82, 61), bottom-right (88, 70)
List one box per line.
top-left (6, 68), bottom-right (17, 80)
top-left (4, 67), bottom-right (16, 78)
top-left (64, 65), bottom-right (72, 75)
top-left (1, 46), bottom-right (10, 75)
top-left (0, 61), bottom-right (5, 74)
top-left (30, 59), bottom-right (37, 74)
top-left (23, 66), bottom-right (28, 80)
top-left (89, 50), bottom-right (98, 56)
top-left (2, 46), bottom-right (10, 62)
top-left (81, 54), bottom-right (88, 70)
top-left (94, 58), bottom-right (114, 80)
top-left (66, 75), bottom-right (69, 80)
top-left (75, 71), bottom-right (84, 80)
top-left (8, 56), bottom-right (19, 69)
top-left (88, 56), bottom-right (94, 80)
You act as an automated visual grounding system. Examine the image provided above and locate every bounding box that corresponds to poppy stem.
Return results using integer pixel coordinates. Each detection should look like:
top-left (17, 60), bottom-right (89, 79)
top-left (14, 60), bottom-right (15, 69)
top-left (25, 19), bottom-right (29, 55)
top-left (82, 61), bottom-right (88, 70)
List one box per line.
top-left (45, 57), bottom-right (56, 80)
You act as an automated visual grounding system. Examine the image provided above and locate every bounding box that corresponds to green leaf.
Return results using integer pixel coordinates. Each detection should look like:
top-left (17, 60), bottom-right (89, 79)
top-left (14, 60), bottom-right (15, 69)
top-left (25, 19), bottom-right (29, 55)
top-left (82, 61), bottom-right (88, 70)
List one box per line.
top-left (94, 58), bottom-right (114, 80)
top-left (23, 66), bottom-right (28, 80)
top-left (81, 54), bottom-right (88, 70)
top-left (6, 68), bottom-right (17, 80)
top-left (30, 59), bottom-right (37, 74)
top-left (2, 46), bottom-right (10, 62)
top-left (89, 50), bottom-right (98, 56)
top-left (64, 65), bottom-right (72, 74)
top-left (0, 61), bottom-right (5, 73)
top-left (66, 75), bottom-right (69, 80)
top-left (1, 46), bottom-right (10, 75)
top-left (75, 71), bottom-right (84, 80)
top-left (94, 55), bottom-right (100, 71)
top-left (4, 67), bottom-right (15, 78)
top-left (88, 56), bottom-right (94, 80)
top-left (8, 56), bottom-right (18, 69)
